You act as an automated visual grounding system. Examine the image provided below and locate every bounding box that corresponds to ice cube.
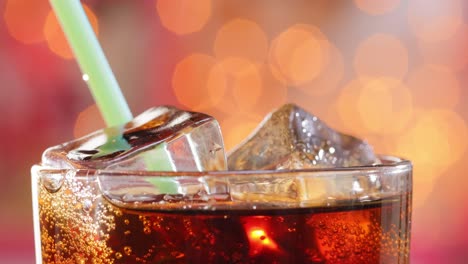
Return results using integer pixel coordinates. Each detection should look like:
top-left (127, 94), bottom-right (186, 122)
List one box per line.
top-left (227, 104), bottom-right (378, 170)
top-left (227, 170), bottom-right (380, 207)
top-left (227, 104), bottom-right (380, 204)
top-left (227, 171), bottom-right (336, 206)
top-left (42, 106), bottom-right (226, 171)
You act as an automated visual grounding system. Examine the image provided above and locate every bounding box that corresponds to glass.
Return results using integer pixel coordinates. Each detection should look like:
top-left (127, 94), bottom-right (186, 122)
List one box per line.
top-left (32, 156), bottom-right (411, 263)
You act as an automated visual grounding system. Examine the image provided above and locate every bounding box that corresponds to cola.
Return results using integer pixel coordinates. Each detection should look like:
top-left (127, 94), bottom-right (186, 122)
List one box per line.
top-left (34, 165), bottom-right (411, 264)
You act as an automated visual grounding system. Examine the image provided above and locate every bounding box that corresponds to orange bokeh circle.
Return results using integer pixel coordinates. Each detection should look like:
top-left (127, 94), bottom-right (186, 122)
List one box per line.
top-left (44, 4), bottom-right (99, 59)
top-left (156, 0), bottom-right (212, 35)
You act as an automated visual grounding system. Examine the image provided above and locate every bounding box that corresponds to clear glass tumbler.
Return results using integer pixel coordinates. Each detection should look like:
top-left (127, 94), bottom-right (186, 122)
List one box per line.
top-left (32, 156), bottom-right (411, 263)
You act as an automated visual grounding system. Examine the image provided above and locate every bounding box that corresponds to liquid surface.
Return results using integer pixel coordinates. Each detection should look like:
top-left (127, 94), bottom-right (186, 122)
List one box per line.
top-left (37, 177), bottom-right (411, 264)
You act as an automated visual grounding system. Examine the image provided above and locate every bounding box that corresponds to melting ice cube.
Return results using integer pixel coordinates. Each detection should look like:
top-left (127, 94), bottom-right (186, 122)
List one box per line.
top-left (42, 106), bottom-right (226, 171)
top-left (228, 104), bottom-right (378, 170)
top-left (227, 104), bottom-right (380, 205)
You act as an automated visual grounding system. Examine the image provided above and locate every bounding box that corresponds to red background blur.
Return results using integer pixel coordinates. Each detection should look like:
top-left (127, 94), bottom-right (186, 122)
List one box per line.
top-left (1, 0), bottom-right (467, 263)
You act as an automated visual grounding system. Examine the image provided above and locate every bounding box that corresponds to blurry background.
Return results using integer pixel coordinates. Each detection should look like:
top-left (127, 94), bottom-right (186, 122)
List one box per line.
top-left (0, 0), bottom-right (467, 262)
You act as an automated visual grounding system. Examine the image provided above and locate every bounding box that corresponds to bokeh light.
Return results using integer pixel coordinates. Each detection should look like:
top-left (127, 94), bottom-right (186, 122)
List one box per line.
top-left (221, 113), bottom-right (263, 151)
top-left (337, 78), bottom-right (374, 137)
top-left (225, 58), bottom-right (263, 111)
top-left (212, 57), bottom-right (263, 113)
top-left (156, 0), bottom-right (211, 35)
top-left (213, 18), bottom-right (269, 64)
top-left (3, 0), bottom-right (49, 44)
top-left (408, 0), bottom-right (462, 42)
top-left (73, 104), bottom-right (105, 139)
top-left (172, 53), bottom-right (227, 111)
top-left (337, 77), bottom-right (413, 138)
top-left (354, 0), bottom-right (400, 15)
top-left (418, 23), bottom-right (468, 72)
top-left (395, 109), bottom-right (467, 206)
top-left (253, 65), bottom-right (288, 115)
top-left (406, 64), bottom-right (460, 109)
top-left (43, 4), bottom-right (99, 59)
top-left (354, 33), bottom-right (408, 79)
top-left (297, 42), bottom-right (344, 97)
top-left (211, 61), bottom-right (288, 117)
top-left (269, 24), bottom-right (326, 86)
top-left (357, 78), bottom-right (413, 135)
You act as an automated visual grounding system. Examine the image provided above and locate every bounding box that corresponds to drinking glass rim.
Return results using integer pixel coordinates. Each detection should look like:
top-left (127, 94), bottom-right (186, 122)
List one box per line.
top-left (33, 155), bottom-right (412, 178)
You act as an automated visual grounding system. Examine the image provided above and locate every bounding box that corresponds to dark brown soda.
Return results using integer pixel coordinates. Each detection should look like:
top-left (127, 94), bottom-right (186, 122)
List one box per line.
top-left (38, 188), bottom-right (410, 264)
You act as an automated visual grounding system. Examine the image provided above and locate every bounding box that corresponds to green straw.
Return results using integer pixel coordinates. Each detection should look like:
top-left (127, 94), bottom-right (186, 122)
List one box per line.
top-left (49, 0), bottom-right (131, 127)
top-left (49, 0), bottom-right (177, 193)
